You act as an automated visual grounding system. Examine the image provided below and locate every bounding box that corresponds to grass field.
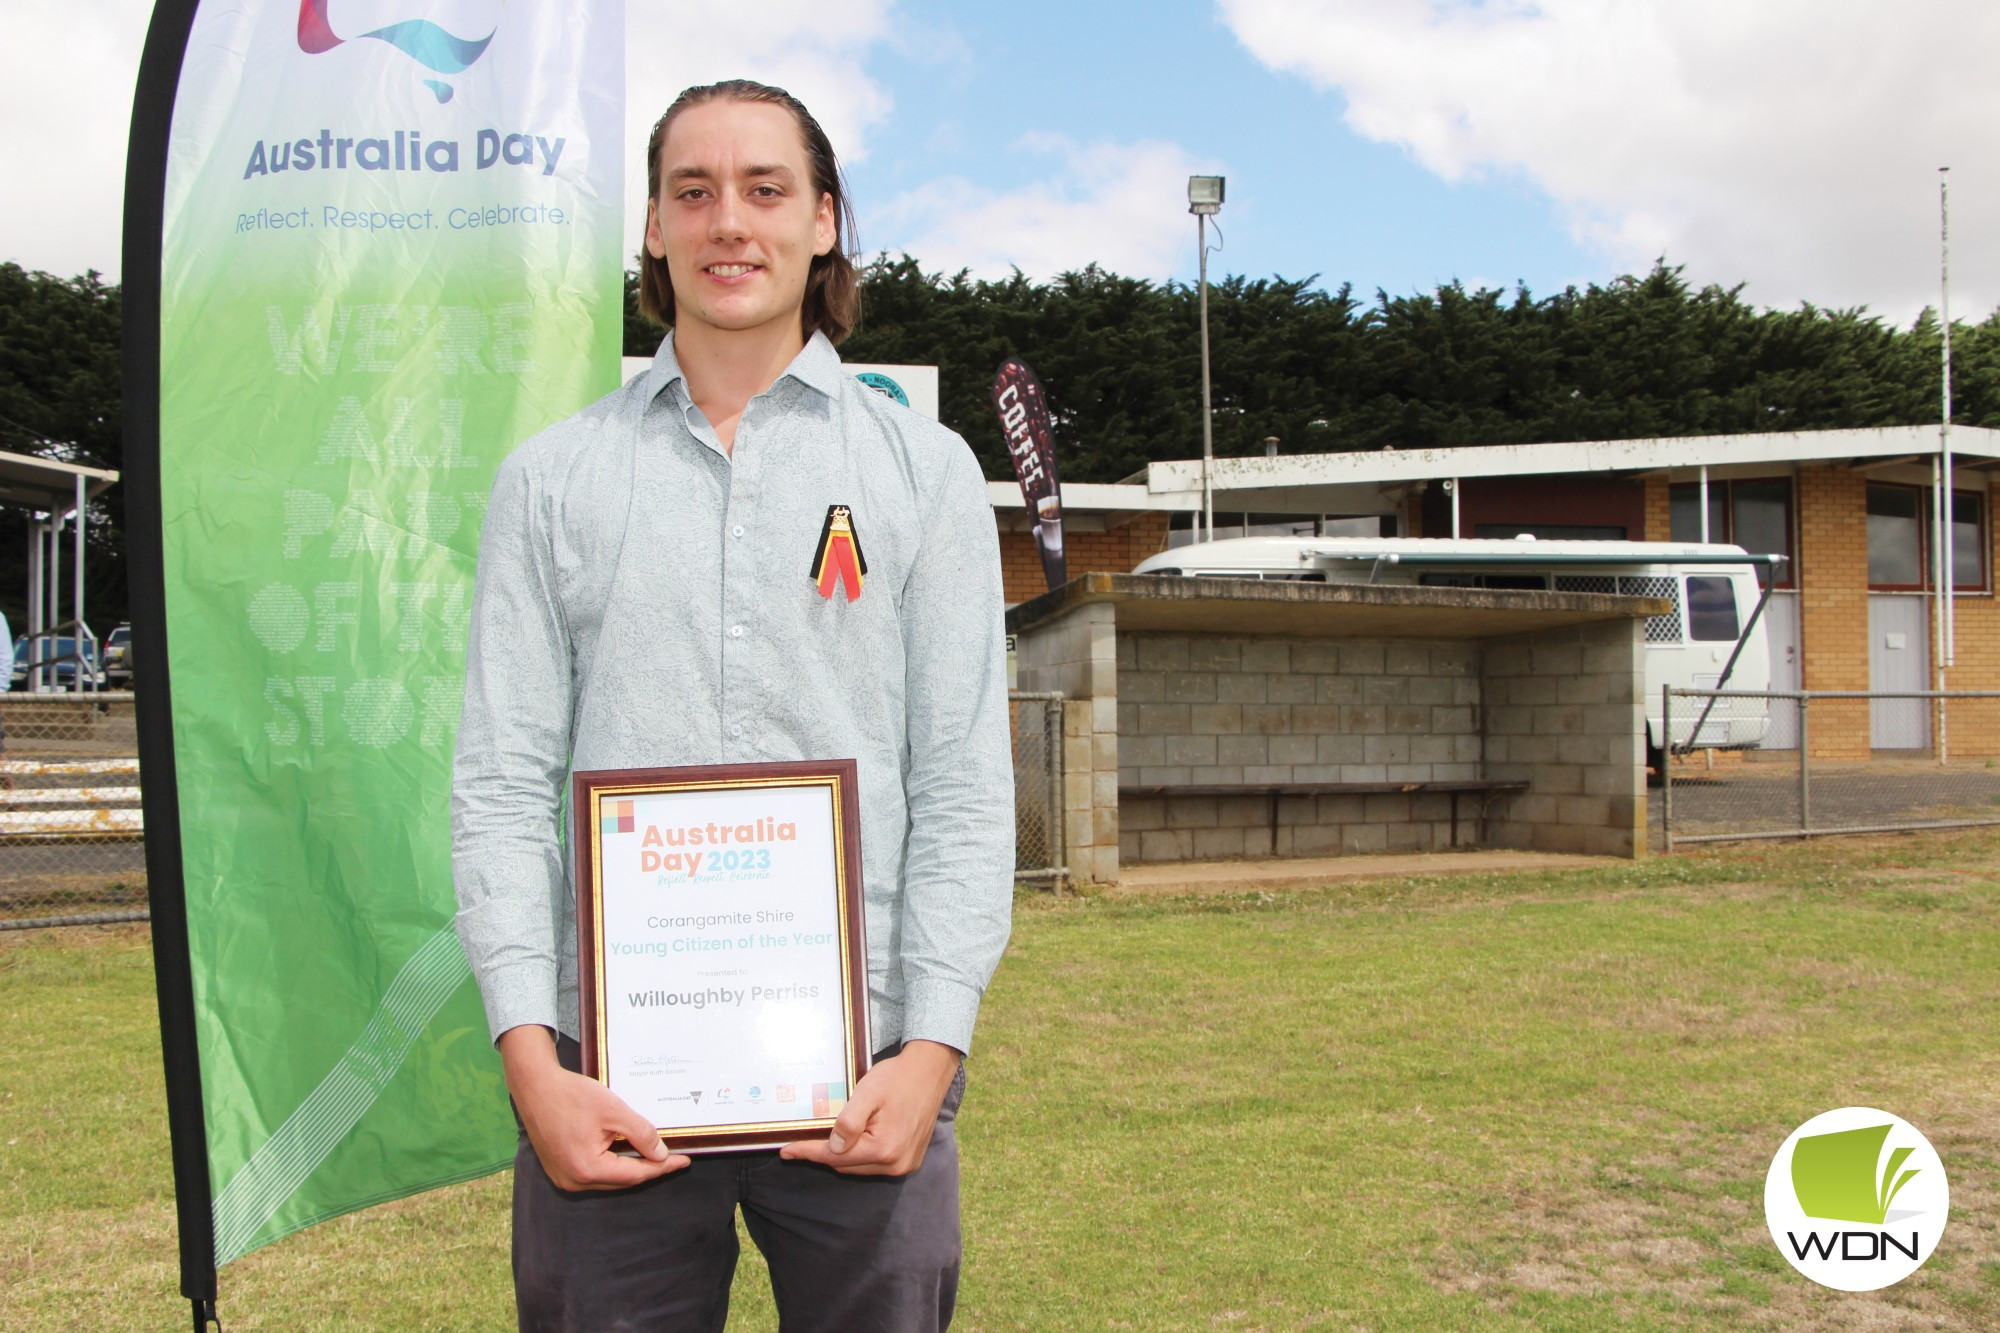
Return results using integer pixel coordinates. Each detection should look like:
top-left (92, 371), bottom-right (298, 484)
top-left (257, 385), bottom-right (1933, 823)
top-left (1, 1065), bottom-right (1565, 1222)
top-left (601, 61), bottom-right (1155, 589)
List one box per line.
top-left (6, 833), bottom-right (2000, 1330)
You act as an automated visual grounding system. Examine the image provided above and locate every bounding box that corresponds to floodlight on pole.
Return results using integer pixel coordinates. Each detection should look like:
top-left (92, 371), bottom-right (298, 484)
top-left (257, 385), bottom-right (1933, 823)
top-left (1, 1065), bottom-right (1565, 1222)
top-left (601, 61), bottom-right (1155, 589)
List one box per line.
top-left (1188, 175), bottom-right (1224, 543)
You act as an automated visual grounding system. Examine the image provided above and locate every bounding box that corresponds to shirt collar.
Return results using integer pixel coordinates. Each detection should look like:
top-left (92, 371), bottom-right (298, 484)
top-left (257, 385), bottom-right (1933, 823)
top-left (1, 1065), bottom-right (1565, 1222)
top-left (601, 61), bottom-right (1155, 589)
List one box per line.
top-left (641, 330), bottom-right (846, 408)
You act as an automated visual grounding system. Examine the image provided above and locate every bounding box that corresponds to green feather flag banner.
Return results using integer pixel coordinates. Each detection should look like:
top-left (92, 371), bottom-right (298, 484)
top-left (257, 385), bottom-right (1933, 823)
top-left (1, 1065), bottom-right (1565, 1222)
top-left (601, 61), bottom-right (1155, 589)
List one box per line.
top-left (126, 0), bottom-right (624, 1300)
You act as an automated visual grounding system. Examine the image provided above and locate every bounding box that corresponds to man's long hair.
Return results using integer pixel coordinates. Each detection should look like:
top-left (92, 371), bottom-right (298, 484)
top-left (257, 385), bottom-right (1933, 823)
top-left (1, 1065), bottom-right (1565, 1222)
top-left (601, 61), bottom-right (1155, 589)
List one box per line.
top-left (638, 79), bottom-right (861, 345)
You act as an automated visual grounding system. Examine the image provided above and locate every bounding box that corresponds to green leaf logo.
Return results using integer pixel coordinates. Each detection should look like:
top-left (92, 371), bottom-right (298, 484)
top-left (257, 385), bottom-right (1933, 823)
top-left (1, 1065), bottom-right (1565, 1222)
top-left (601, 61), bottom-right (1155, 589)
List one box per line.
top-left (1790, 1124), bottom-right (1921, 1225)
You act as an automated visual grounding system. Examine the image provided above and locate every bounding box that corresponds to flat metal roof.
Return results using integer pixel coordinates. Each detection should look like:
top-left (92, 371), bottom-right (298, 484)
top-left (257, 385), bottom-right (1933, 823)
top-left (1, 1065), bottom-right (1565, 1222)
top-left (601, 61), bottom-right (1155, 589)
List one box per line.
top-left (989, 425), bottom-right (2000, 517)
top-left (986, 480), bottom-right (1199, 513)
top-left (1006, 572), bottom-right (1670, 640)
top-left (0, 450), bottom-right (119, 513)
top-left (1143, 425), bottom-right (2000, 495)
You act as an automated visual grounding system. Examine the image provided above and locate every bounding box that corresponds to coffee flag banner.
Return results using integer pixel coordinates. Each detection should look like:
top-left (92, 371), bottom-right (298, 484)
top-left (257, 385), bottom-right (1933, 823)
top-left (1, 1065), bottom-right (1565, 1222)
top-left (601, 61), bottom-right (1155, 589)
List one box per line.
top-left (124, 0), bottom-right (623, 1311)
top-left (991, 359), bottom-right (1066, 591)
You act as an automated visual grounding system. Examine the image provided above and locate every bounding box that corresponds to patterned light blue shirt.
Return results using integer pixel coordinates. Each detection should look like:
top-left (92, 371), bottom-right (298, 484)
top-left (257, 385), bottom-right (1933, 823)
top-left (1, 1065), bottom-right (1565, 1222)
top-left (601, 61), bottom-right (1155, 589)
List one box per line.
top-left (452, 332), bottom-right (1014, 1054)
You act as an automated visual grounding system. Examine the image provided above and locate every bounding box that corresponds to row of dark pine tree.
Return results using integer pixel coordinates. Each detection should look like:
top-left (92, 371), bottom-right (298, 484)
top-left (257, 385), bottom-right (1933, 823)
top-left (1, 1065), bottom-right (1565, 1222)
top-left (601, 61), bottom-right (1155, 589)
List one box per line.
top-left (3, 257), bottom-right (1994, 624)
top-left (627, 258), bottom-right (1997, 486)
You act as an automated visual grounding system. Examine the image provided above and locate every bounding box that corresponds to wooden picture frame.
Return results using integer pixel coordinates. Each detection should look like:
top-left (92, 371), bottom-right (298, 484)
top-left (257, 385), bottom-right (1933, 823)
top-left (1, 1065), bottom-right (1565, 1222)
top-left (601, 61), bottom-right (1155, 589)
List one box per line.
top-left (573, 759), bottom-right (870, 1152)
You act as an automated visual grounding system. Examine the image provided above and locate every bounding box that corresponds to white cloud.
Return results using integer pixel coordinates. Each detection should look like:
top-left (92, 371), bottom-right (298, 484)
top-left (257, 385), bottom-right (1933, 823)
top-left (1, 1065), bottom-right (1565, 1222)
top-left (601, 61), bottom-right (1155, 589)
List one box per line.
top-left (0, 1), bottom-right (897, 280)
top-left (0, 1), bottom-right (149, 279)
top-left (1219, 0), bottom-right (2000, 319)
top-left (875, 134), bottom-right (1219, 282)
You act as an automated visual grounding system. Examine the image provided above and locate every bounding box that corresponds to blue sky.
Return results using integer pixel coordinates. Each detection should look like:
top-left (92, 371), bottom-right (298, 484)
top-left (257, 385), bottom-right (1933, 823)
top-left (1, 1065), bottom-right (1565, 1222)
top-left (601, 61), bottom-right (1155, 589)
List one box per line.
top-left (3, 0), bottom-right (1993, 321)
top-left (842, 0), bottom-right (1590, 301)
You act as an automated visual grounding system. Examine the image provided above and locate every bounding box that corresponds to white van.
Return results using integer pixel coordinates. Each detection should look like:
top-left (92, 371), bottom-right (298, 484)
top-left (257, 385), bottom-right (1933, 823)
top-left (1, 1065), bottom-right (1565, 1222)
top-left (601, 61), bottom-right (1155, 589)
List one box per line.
top-left (1132, 536), bottom-right (1784, 764)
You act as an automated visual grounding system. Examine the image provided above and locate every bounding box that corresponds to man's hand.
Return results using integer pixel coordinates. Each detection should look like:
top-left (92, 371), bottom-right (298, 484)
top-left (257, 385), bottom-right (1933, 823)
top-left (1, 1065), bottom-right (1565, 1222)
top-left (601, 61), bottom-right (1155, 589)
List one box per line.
top-left (778, 1039), bottom-right (960, 1176)
top-left (499, 1025), bottom-right (692, 1191)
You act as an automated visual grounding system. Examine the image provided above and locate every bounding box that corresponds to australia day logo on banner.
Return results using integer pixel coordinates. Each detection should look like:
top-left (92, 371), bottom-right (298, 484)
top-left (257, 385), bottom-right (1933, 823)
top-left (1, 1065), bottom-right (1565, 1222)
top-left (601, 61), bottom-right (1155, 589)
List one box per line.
top-left (240, 0), bottom-right (568, 187)
top-left (297, 0), bottom-right (497, 103)
top-left (1764, 1107), bottom-right (1950, 1291)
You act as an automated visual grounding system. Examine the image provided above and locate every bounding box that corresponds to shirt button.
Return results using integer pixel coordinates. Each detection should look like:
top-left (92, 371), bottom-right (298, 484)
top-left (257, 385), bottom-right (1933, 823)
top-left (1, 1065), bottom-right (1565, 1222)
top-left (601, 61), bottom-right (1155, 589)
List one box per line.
top-left (730, 723), bottom-right (743, 739)
top-left (729, 625), bottom-right (745, 638)
top-left (732, 524), bottom-right (745, 538)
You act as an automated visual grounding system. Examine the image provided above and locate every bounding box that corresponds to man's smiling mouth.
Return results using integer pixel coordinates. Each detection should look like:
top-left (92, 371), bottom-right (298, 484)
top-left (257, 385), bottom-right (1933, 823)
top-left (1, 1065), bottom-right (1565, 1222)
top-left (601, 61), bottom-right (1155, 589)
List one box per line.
top-left (706, 264), bottom-right (759, 278)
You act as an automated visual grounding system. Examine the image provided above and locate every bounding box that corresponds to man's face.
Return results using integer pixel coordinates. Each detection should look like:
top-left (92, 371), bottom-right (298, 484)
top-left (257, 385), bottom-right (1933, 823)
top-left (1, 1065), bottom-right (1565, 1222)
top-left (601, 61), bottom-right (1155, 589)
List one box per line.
top-left (645, 99), bottom-right (836, 344)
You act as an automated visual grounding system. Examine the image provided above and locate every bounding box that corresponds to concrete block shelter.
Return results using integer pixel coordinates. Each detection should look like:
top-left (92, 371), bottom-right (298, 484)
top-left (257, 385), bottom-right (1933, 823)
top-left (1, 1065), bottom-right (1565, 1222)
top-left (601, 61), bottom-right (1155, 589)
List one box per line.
top-left (1008, 574), bottom-right (1662, 884)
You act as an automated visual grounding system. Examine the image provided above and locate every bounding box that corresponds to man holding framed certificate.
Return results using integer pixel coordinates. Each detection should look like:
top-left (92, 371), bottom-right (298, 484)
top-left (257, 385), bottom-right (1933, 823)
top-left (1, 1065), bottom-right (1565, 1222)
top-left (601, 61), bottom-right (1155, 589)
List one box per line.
top-left (452, 79), bottom-right (1014, 1332)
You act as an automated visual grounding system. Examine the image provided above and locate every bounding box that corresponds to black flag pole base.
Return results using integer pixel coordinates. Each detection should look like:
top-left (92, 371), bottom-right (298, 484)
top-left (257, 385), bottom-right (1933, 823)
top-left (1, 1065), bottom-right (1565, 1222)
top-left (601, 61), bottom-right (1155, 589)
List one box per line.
top-left (192, 1298), bottom-right (221, 1331)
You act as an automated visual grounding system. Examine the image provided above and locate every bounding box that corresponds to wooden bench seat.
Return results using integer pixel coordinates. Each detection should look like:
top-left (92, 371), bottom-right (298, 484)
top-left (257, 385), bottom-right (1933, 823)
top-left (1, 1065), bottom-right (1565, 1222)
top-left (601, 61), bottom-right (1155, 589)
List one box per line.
top-left (1117, 780), bottom-right (1530, 849)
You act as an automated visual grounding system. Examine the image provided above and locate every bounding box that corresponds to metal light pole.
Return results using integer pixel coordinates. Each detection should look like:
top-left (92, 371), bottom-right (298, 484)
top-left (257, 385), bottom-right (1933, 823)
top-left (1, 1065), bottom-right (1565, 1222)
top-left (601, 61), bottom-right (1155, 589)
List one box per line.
top-left (1937, 165), bottom-right (1955, 761)
top-left (1940, 166), bottom-right (1955, 668)
top-left (1189, 175), bottom-right (1224, 544)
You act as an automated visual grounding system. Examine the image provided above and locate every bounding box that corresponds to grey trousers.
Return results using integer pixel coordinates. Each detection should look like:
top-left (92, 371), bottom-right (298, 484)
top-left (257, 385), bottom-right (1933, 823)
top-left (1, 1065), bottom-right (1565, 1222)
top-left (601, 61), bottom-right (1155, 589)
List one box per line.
top-left (513, 1036), bottom-right (965, 1333)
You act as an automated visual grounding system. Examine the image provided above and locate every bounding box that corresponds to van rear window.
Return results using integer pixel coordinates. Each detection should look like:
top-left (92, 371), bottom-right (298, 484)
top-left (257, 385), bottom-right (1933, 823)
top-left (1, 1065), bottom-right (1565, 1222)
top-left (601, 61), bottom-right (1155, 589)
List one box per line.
top-left (1686, 577), bottom-right (1740, 641)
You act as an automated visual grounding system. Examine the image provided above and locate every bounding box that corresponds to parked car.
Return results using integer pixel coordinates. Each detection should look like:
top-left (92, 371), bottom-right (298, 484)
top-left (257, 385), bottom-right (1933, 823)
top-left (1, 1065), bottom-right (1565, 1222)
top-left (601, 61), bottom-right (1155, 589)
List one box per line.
top-left (12, 635), bottom-right (102, 690)
top-left (104, 623), bottom-right (132, 688)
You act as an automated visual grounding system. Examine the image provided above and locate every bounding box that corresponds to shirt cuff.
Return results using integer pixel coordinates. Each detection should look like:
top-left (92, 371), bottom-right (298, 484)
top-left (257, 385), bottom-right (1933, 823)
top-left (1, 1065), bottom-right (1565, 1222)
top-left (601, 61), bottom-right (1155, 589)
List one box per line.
top-left (899, 975), bottom-right (985, 1056)
top-left (474, 959), bottom-right (561, 1046)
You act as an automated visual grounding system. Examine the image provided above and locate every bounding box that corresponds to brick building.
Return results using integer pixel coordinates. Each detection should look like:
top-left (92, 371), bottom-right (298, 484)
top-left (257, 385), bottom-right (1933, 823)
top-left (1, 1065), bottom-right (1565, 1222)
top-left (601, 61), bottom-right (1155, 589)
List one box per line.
top-left (619, 358), bottom-right (1999, 757)
top-left (995, 426), bottom-right (2000, 759)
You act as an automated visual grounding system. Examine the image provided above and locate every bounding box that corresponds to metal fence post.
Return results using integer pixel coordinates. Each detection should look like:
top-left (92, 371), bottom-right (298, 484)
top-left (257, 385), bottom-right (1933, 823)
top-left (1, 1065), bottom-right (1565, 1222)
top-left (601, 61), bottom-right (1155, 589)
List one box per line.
top-left (1798, 693), bottom-right (1811, 835)
top-left (1662, 685), bottom-right (1674, 853)
top-left (1046, 696), bottom-right (1066, 896)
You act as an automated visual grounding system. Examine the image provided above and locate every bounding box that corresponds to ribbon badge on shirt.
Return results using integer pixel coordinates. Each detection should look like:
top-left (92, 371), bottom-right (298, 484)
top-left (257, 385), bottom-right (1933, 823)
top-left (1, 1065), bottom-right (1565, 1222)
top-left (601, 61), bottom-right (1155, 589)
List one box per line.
top-left (809, 504), bottom-right (867, 602)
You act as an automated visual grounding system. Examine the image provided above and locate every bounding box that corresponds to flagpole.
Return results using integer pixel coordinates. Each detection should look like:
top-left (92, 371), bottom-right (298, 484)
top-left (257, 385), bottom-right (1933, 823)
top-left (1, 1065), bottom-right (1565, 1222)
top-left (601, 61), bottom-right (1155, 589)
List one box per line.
top-left (124, 1), bottom-right (220, 1328)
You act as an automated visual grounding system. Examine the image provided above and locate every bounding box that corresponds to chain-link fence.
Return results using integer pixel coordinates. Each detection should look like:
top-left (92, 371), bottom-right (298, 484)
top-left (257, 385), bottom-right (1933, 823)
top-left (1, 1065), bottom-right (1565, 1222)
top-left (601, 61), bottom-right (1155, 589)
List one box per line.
top-left (1, 690), bottom-right (1071, 924)
top-left (1660, 689), bottom-right (2000, 847)
top-left (0, 693), bottom-right (146, 929)
top-left (1009, 690), bottom-right (1065, 889)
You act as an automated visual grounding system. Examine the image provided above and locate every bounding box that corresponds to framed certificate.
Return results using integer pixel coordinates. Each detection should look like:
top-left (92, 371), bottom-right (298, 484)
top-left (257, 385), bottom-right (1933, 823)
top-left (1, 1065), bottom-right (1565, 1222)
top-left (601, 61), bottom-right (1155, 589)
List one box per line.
top-left (573, 759), bottom-right (871, 1153)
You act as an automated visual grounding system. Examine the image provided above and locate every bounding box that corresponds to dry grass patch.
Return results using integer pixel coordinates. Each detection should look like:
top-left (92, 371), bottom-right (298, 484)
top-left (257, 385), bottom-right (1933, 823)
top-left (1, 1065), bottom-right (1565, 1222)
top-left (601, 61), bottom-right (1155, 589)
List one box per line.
top-left (1426, 1087), bottom-right (2000, 1331)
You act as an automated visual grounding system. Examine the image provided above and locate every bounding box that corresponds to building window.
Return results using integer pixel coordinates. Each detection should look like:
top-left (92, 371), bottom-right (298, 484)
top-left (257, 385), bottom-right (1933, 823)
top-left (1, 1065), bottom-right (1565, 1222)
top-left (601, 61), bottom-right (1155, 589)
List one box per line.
top-left (1668, 486), bottom-right (1727, 545)
top-left (1470, 522), bottom-right (1627, 540)
top-left (1165, 512), bottom-right (1395, 547)
top-left (1669, 477), bottom-right (1794, 587)
top-left (1952, 491), bottom-right (1987, 590)
top-left (1865, 482), bottom-right (1987, 591)
top-left (1867, 484), bottom-right (1924, 587)
top-left (1244, 513), bottom-right (1321, 538)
